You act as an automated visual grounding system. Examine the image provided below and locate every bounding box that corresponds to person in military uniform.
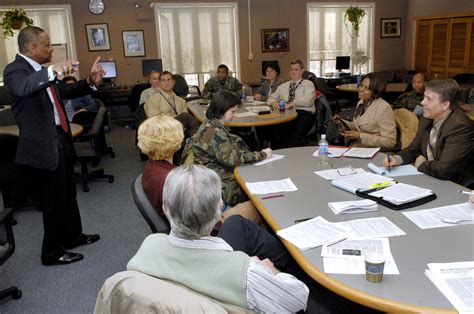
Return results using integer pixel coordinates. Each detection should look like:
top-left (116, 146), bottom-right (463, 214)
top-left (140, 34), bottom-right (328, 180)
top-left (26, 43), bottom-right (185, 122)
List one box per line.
top-left (392, 73), bottom-right (426, 117)
top-left (202, 64), bottom-right (243, 99)
top-left (191, 91), bottom-right (272, 206)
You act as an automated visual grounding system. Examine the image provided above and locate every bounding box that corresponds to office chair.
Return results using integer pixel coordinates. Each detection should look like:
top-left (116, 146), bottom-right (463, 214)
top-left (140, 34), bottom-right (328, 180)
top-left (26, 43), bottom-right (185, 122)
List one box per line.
top-left (0, 193), bottom-right (22, 301)
top-left (394, 108), bottom-right (418, 150)
top-left (131, 174), bottom-right (170, 234)
top-left (129, 83), bottom-right (151, 114)
top-left (173, 74), bottom-right (201, 102)
top-left (74, 106), bottom-right (115, 192)
top-left (452, 73), bottom-right (474, 84)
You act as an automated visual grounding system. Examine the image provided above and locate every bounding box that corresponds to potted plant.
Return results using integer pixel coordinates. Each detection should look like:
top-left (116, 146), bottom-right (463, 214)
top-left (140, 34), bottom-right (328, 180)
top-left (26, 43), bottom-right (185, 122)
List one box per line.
top-left (1, 8), bottom-right (34, 38)
top-left (344, 6), bottom-right (366, 37)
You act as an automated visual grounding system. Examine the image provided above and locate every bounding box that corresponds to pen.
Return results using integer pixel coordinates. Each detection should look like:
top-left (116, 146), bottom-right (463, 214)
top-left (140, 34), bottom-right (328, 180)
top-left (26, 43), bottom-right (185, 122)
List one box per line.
top-left (294, 217), bottom-right (314, 223)
top-left (261, 194), bottom-right (284, 200)
top-left (387, 153), bottom-right (391, 173)
top-left (460, 191), bottom-right (474, 195)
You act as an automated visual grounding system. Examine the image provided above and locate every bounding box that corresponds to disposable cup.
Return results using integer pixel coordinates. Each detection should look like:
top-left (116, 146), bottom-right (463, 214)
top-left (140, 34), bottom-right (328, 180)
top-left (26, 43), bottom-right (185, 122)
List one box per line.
top-left (364, 252), bottom-right (385, 283)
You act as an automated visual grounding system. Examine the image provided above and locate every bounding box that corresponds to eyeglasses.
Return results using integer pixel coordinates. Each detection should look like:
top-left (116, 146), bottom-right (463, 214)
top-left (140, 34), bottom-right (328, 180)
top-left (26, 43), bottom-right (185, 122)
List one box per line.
top-left (336, 166), bottom-right (356, 176)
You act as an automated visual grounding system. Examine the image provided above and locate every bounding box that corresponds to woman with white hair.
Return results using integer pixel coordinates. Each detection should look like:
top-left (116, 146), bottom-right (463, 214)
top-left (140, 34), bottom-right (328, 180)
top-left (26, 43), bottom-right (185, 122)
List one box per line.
top-left (128, 165), bottom-right (309, 312)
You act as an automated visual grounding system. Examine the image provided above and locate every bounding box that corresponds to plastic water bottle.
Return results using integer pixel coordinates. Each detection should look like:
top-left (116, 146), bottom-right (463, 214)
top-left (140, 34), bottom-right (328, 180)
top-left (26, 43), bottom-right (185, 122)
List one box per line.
top-left (318, 134), bottom-right (329, 165)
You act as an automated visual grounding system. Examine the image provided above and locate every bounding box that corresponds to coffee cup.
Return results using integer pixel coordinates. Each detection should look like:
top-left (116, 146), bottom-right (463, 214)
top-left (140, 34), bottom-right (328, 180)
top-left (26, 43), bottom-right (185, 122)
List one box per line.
top-left (364, 252), bottom-right (385, 283)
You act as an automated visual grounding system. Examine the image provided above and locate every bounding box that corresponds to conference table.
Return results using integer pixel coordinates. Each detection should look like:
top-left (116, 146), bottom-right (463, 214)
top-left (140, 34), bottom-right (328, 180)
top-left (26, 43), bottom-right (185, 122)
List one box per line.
top-left (186, 99), bottom-right (297, 127)
top-left (235, 147), bottom-right (472, 313)
top-left (336, 83), bottom-right (408, 93)
top-left (0, 123), bottom-right (84, 137)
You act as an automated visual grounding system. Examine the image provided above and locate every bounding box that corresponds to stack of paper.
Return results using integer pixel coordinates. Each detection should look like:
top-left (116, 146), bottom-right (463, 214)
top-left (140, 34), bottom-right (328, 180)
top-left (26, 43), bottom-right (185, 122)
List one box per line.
top-left (328, 199), bottom-right (378, 214)
top-left (368, 183), bottom-right (433, 205)
top-left (313, 147), bottom-right (350, 158)
top-left (245, 178), bottom-right (297, 195)
top-left (254, 154), bottom-right (284, 166)
top-left (403, 202), bottom-right (474, 229)
top-left (321, 238), bottom-right (399, 275)
top-left (425, 262), bottom-right (474, 312)
top-left (368, 163), bottom-right (422, 177)
top-left (276, 216), bottom-right (350, 250)
top-left (334, 217), bottom-right (406, 239)
top-left (342, 147), bottom-right (380, 158)
top-left (235, 111), bottom-right (257, 118)
top-left (331, 172), bottom-right (395, 194)
top-left (314, 167), bottom-right (365, 181)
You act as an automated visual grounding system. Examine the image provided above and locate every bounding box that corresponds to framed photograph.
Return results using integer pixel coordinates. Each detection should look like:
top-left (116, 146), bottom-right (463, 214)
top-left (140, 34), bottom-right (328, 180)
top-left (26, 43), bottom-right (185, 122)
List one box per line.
top-left (381, 18), bottom-right (401, 38)
top-left (85, 23), bottom-right (111, 51)
top-left (122, 30), bottom-right (146, 57)
top-left (261, 28), bottom-right (289, 52)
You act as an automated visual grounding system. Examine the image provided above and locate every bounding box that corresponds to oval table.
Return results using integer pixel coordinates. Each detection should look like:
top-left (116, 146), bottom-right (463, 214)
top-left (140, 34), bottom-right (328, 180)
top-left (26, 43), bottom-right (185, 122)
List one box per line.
top-left (336, 83), bottom-right (408, 93)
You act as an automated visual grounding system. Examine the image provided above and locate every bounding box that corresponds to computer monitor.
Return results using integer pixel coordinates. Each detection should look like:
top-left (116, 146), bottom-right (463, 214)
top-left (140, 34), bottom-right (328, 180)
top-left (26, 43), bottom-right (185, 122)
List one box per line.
top-left (262, 60), bottom-right (279, 76)
top-left (97, 61), bottom-right (117, 80)
top-left (142, 59), bottom-right (163, 77)
top-left (335, 56), bottom-right (351, 71)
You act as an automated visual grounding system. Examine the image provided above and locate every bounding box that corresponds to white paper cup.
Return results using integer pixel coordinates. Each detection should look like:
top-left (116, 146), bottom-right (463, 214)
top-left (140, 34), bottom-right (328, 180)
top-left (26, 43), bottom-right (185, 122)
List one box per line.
top-left (364, 252), bottom-right (385, 283)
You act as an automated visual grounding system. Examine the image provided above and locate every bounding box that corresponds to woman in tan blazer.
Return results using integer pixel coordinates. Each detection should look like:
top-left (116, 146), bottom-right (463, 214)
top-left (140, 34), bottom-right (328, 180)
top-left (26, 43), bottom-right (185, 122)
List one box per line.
top-left (334, 72), bottom-right (396, 148)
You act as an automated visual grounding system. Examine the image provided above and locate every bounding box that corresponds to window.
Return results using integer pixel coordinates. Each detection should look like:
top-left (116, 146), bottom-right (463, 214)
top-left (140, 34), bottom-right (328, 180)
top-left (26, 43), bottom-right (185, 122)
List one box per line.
top-left (0, 5), bottom-right (76, 84)
top-left (154, 3), bottom-right (239, 89)
top-left (307, 3), bottom-right (374, 77)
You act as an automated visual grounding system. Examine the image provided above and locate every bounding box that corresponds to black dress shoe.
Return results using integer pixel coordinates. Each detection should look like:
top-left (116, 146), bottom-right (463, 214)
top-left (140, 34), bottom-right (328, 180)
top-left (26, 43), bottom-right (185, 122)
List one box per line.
top-left (42, 252), bottom-right (84, 266)
top-left (64, 233), bottom-right (100, 250)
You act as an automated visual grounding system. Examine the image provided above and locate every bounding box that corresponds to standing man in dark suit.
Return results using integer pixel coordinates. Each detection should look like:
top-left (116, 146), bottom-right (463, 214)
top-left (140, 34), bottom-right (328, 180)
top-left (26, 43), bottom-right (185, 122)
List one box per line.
top-left (3, 26), bottom-right (102, 265)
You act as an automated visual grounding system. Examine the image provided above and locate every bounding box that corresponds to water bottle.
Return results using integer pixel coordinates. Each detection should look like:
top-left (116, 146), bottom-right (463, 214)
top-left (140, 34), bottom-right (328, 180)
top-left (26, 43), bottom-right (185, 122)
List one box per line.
top-left (318, 134), bottom-right (329, 165)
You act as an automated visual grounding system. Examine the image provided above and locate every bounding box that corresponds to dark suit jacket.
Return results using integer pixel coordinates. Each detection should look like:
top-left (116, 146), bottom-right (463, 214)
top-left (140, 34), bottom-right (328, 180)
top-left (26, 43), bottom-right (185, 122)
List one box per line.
top-left (399, 107), bottom-right (474, 184)
top-left (3, 54), bottom-right (93, 170)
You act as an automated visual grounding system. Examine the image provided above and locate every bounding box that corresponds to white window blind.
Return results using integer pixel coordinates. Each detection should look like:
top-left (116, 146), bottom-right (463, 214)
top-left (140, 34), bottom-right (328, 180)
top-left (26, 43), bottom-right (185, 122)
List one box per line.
top-left (307, 3), bottom-right (374, 76)
top-left (0, 6), bottom-right (76, 82)
top-left (154, 3), bottom-right (239, 78)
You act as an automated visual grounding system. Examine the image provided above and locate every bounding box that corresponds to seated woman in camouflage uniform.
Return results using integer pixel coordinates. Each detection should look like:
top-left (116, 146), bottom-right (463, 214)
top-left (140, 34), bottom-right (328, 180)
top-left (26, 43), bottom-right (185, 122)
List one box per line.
top-left (192, 91), bottom-right (273, 207)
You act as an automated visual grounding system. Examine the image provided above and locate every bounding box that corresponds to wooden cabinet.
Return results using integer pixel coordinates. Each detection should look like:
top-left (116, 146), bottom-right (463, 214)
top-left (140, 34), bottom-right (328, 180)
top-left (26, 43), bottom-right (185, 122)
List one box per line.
top-left (414, 15), bottom-right (474, 79)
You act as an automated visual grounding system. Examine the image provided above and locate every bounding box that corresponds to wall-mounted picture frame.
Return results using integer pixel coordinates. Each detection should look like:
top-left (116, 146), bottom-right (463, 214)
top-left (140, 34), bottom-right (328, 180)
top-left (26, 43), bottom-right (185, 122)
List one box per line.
top-left (85, 23), bottom-right (111, 51)
top-left (381, 18), bottom-right (401, 38)
top-left (122, 30), bottom-right (146, 57)
top-left (261, 28), bottom-right (289, 52)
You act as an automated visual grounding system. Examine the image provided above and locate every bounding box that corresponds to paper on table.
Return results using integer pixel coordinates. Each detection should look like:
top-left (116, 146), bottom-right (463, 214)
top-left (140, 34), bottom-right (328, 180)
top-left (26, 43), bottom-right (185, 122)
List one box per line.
top-left (331, 172), bottom-right (395, 194)
top-left (313, 147), bottom-right (350, 158)
top-left (314, 167), bottom-right (365, 181)
top-left (276, 216), bottom-right (350, 250)
top-left (334, 217), bottom-right (406, 239)
top-left (425, 261), bottom-right (474, 313)
top-left (403, 203), bottom-right (474, 229)
top-left (322, 238), bottom-right (399, 274)
top-left (247, 106), bottom-right (270, 113)
top-left (369, 183), bottom-right (433, 205)
top-left (328, 199), bottom-right (378, 214)
top-left (343, 147), bottom-right (380, 158)
top-left (235, 111), bottom-right (257, 118)
top-left (254, 154), bottom-right (284, 166)
top-left (368, 163), bottom-right (422, 177)
top-left (245, 178), bottom-right (297, 195)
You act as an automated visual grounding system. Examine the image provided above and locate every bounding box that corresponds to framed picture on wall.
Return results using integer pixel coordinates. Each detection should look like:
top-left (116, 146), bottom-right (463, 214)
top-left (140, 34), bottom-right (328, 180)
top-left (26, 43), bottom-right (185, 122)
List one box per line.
top-left (85, 23), bottom-right (111, 51)
top-left (122, 30), bottom-right (146, 57)
top-left (261, 28), bottom-right (289, 52)
top-left (381, 18), bottom-right (401, 38)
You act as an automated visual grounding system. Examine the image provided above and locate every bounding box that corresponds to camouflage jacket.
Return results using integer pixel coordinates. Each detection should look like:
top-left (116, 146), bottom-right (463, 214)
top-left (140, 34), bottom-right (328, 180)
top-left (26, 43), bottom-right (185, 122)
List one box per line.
top-left (392, 91), bottom-right (424, 111)
top-left (202, 76), bottom-right (243, 99)
top-left (192, 119), bottom-right (266, 206)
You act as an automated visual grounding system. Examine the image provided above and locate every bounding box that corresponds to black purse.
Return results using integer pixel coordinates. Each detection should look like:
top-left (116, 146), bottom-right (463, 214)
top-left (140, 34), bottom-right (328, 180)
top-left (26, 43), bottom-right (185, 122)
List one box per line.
top-left (325, 117), bottom-right (351, 146)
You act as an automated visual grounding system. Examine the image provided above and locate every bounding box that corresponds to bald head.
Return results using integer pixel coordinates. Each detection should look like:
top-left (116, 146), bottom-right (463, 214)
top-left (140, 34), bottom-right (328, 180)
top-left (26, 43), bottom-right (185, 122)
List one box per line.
top-left (412, 73), bottom-right (426, 93)
top-left (18, 26), bottom-right (45, 54)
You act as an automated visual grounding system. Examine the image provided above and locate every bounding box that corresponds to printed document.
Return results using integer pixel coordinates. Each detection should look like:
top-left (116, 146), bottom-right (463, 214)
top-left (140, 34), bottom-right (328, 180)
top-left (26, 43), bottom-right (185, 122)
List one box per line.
top-left (331, 172), bottom-right (395, 194)
top-left (403, 202), bottom-right (474, 229)
top-left (254, 154), bottom-right (284, 166)
top-left (367, 163), bottom-right (422, 177)
top-left (342, 147), bottom-right (380, 158)
top-left (245, 178), bottom-right (297, 195)
top-left (235, 111), bottom-right (257, 118)
top-left (334, 217), bottom-right (406, 239)
top-left (314, 167), bottom-right (365, 181)
top-left (276, 216), bottom-right (350, 250)
top-left (328, 199), bottom-right (378, 214)
top-left (313, 147), bottom-right (350, 158)
top-left (322, 238), bottom-right (399, 274)
top-left (369, 183), bottom-right (433, 205)
top-left (425, 261), bottom-right (474, 312)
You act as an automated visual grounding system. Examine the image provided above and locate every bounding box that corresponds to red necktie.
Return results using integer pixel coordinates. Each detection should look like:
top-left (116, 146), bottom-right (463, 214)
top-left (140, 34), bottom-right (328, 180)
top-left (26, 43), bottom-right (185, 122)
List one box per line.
top-left (49, 85), bottom-right (69, 133)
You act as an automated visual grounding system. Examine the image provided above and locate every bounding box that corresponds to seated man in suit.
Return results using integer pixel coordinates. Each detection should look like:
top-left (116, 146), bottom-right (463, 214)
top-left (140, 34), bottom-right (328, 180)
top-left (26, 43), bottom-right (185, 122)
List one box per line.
top-left (62, 76), bottom-right (97, 122)
top-left (139, 70), bottom-right (161, 105)
top-left (202, 64), bottom-right (243, 99)
top-left (267, 59), bottom-right (316, 148)
top-left (384, 79), bottom-right (474, 185)
top-left (128, 164), bottom-right (309, 312)
top-left (392, 73), bottom-right (425, 117)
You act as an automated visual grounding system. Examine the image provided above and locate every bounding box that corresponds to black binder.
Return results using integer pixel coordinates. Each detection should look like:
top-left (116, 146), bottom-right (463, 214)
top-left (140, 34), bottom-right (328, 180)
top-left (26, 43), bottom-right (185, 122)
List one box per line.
top-left (356, 185), bottom-right (437, 210)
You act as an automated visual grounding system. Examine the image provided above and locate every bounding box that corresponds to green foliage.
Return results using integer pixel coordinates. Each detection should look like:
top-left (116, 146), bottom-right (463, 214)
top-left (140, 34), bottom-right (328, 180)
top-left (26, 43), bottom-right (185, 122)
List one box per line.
top-left (344, 6), bottom-right (366, 37)
top-left (1, 8), bottom-right (34, 38)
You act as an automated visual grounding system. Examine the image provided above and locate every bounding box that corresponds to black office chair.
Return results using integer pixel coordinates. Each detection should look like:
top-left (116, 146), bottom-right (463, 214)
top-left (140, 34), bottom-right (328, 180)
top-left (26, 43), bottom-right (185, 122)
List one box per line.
top-left (0, 194), bottom-right (22, 301)
top-left (129, 83), bottom-right (151, 116)
top-left (74, 106), bottom-right (115, 192)
top-left (173, 74), bottom-right (201, 102)
top-left (452, 73), bottom-right (474, 84)
top-left (131, 174), bottom-right (170, 234)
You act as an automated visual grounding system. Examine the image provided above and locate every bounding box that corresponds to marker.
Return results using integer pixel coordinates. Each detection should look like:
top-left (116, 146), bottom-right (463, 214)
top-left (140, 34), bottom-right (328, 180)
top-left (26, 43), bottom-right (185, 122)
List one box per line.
top-left (294, 217), bottom-right (314, 223)
top-left (387, 152), bottom-right (391, 173)
top-left (261, 194), bottom-right (284, 200)
top-left (460, 191), bottom-right (473, 195)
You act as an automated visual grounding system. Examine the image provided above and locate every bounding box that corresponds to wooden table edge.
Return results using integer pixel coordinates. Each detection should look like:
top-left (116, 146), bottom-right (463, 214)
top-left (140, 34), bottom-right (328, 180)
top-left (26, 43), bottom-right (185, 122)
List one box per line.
top-left (234, 169), bottom-right (455, 314)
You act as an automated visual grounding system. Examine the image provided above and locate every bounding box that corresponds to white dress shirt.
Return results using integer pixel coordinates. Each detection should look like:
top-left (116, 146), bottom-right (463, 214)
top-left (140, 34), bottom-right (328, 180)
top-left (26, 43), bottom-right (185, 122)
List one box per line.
top-left (267, 79), bottom-right (316, 113)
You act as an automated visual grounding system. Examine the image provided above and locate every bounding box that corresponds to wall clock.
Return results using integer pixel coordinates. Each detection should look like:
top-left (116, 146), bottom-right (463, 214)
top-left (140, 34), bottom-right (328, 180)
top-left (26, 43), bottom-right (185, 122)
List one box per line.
top-left (89, 0), bottom-right (105, 15)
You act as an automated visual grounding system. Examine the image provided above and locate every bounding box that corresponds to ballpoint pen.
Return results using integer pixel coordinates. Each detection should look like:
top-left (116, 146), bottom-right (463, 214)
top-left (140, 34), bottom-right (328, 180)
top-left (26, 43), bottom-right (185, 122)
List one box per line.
top-left (387, 152), bottom-right (391, 173)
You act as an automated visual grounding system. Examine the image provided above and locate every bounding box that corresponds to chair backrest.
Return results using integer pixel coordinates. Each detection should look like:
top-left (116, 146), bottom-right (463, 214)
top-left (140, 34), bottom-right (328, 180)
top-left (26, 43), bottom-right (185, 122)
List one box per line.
top-left (131, 174), bottom-right (170, 234)
top-left (173, 74), bottom-right (189, 98)
top-left (129, 83), bottom-right (151, 113)
top-left (94, 271), bottom-right (251, 314)
top-left (394, 108), bottom-right (419, 149)
top-left (0, 194), bottom-right (15, 266)
top-left (374, 70), bottom-right (395, 83)
top-left (452, 73), bottom-right (474, 84)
